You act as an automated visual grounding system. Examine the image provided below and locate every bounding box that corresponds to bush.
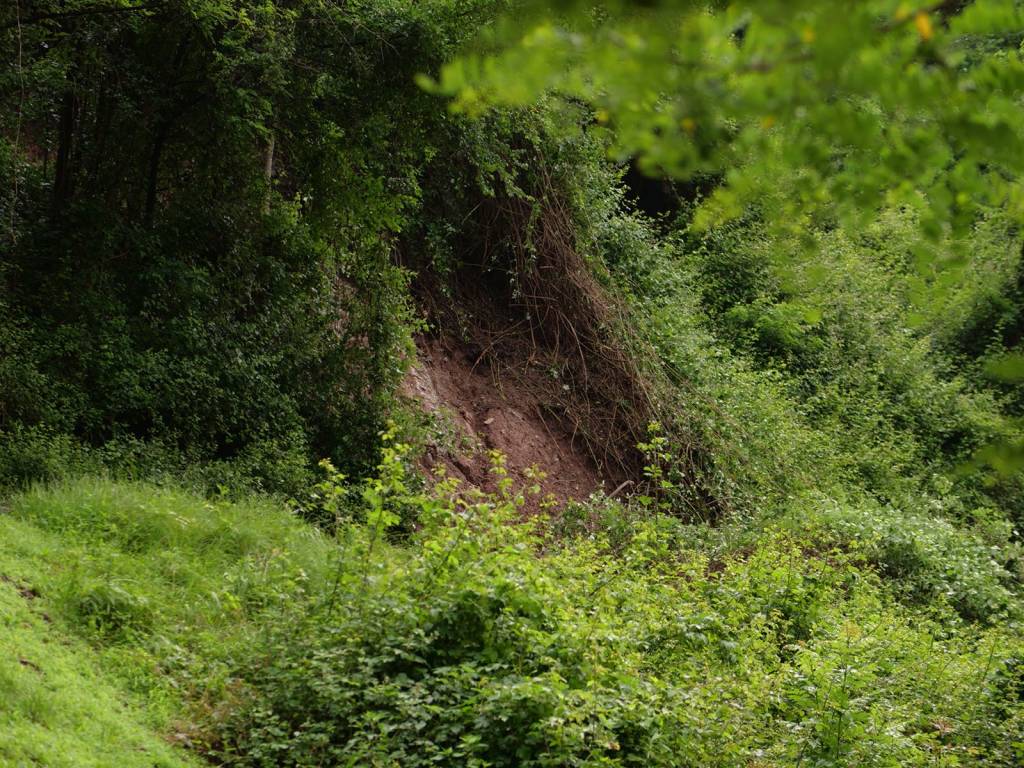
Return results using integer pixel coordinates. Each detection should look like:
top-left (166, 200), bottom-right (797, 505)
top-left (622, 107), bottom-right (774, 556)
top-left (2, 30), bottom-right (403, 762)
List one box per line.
top-left (69, 582), bottom-right (154, 641)
top-left (3, 468), bottom-right (1022, 767)
top-left (791, 496), bottom-right (1019, 623)
top-left (211, 453), bottom-right (1024, 767)
top-left (0, 426), bottom-right (92, 488)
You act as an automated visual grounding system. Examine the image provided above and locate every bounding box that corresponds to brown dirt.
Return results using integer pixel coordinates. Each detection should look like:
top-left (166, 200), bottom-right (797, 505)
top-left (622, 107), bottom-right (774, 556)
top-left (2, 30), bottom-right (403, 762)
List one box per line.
top-left (0, 573), bottom-right (39, 601)
top-left (403, 335), bottom-right (621, 510)
top-left (400, 161), bottom-right (720, 518)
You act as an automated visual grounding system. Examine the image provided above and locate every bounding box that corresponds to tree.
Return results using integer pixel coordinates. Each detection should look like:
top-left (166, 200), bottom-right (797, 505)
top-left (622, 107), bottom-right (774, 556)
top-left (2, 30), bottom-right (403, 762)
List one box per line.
top-left (432, 0), bottom-right (1024, 239)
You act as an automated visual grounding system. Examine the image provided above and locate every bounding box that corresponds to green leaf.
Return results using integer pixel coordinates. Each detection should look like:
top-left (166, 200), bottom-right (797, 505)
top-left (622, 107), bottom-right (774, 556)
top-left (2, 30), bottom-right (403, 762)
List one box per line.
top-left (984, 352), bottom-right (1024, 382)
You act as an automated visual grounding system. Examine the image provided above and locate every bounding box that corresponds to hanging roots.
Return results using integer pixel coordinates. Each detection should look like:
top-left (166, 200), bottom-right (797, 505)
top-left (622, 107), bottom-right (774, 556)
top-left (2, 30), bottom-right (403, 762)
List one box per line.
top-left (412, 158), bottom-right (721, 519)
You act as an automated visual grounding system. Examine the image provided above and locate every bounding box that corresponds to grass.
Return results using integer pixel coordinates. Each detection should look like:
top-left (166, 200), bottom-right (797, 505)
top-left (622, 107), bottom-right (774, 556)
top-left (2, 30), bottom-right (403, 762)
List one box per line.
top-left (1, 474), bottom-right (1021, 766)
top-left (0, 571), bottom-right (198, 767)
top-left (0, 477), bottom-right (334, 764)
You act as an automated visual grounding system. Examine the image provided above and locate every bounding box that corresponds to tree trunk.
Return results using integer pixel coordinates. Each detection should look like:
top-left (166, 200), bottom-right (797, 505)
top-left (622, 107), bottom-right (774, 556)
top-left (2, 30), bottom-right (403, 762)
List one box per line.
top-left (142, 29), bottom-right (193, 226)
top-left (144, 122), bottom-right (170, 226)
top-left (262, 132), bottom-right (275, 214)
top-left (52, 90), bottom-right (76, 215)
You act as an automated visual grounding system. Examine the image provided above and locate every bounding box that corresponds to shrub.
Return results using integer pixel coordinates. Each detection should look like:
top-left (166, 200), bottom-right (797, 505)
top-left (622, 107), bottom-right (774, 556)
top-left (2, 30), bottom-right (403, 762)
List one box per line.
top-left (0, 426), bottom-right (93, 488)
top-left (791, 496), bottom-right (1019, 623)
top-left (68, 582), bottom-right (154, 641)
top-left (211, 452), bottom-right (1024, 767)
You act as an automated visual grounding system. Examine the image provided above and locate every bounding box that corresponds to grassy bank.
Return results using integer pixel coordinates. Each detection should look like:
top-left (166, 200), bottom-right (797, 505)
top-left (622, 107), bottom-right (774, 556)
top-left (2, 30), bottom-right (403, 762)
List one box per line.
top-left (1, 471), bottom-right (1021, 766)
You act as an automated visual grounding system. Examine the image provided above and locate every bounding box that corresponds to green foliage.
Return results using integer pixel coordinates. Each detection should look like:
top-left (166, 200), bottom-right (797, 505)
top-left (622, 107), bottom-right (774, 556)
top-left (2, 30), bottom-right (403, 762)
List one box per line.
top-left (1, 463), bottom-right (1022, 768)
top-left (0, 425), bottom-right (89, 488)
top-left (0, 477), bottom-right (334, 722)
top-left (2, 2), bottom-right (1024, 766)
top-left (212, 459), bottom-right (1024, 767)
top-left (789, 495), bottom-right (1020, 623)
top-left (986, 353), bottom-right (1024, 382)
top-left (70, 582), bottom-right (154, 641)
top-left (681, 208), bottom-right (1015, 493)
top-left (433, 0), bottom-right (1024, 478)
top-left (0, 580), bottom-right (199, 768)
top-left (0, 0), bottom-right (511, 490)
top-left (557, 147), bottom-right (1024, 515)
top-left (436, 0), bottom-right (1024, 239)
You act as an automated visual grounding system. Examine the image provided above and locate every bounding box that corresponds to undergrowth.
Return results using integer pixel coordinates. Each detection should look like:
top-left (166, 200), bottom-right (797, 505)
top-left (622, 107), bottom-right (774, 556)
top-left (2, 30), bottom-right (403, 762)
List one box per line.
top-left (2, 446), bottom-right (1022, 766)
top-left (1, 2), bottom-right (1023, 765)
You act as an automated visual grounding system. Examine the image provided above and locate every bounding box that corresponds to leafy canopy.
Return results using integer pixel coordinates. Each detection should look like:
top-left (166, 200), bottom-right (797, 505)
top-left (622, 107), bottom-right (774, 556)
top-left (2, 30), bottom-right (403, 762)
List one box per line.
top-left (432, 0), bottom-right (1024, 238)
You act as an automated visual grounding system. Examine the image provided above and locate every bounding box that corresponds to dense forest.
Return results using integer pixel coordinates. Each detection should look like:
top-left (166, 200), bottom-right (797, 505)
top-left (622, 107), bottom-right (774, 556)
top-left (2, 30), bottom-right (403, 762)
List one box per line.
top-left (2, 1), bottom-right (1024, 765)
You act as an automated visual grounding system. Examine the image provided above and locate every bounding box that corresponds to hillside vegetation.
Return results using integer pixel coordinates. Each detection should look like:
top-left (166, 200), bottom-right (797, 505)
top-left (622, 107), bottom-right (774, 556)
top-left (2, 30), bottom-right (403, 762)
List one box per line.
top-left (2, 1), bottom-right (1024, 766)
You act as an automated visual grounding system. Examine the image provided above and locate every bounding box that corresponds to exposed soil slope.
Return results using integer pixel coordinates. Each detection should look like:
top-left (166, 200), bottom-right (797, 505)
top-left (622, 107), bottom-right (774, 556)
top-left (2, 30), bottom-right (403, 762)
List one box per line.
top-left (403, 335), bottom-right (618, 507)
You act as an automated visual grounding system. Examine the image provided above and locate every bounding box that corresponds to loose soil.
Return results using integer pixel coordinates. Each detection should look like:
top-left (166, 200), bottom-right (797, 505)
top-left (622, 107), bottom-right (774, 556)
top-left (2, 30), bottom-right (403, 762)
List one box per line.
top-left (403, 335), bottom-right (619, 510)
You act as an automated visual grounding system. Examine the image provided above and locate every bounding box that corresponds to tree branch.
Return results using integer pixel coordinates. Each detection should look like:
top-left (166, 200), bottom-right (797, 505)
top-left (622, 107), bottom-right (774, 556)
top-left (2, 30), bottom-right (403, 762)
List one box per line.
top-left (0, 2), bottom-right (163, 32)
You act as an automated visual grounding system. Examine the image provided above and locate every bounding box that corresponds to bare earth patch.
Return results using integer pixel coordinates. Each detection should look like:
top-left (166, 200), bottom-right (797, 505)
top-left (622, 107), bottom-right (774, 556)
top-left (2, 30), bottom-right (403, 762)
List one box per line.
top-left (403, 335), bottom-right (615, 510)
